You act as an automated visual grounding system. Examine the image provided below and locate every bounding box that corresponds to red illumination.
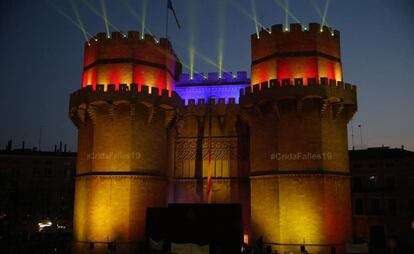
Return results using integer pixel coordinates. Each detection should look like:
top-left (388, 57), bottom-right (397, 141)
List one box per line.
top-left (133, 65), bottom-right (168, 92)
top-left (323, 179), bottom-right (352, 244)
top-left (252, 56), bottom-right (342, 86)
top-left (81, 63), bottom-right (175, 94)
top-left (317, 58), bottom-right (339, 81)
top-left (81, 34), bottom-right (177, 92)
top-left (82, 68), bottom-right (97, 88)
top-left (276, 57), bottom-right (318, 85)
top-left (251, 61), bottom-right (276, 85)
top-left (251, 28), bottom-right (343, 86)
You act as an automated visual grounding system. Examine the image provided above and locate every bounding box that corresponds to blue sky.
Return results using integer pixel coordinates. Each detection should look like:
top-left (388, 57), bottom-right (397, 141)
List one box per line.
top-left (0, 0), bottom-right (413, 151)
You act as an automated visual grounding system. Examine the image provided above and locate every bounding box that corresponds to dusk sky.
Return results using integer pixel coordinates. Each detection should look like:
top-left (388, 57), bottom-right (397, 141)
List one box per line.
top-left (0, 0), bottom-right (413, 152)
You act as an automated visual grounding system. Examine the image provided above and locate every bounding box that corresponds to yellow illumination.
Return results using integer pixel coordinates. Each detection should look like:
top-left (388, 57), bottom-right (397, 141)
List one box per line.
top-left (243, 234), bottom-right (249, 244)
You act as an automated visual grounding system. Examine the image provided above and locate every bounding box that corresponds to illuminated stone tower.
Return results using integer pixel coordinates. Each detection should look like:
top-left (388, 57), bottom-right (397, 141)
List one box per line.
top-left (69, 31), bottom-right (182, 253)
top-left (68, 22), bottom-right (357, 254)
top-left (241, 23), bottom-right (357, 253)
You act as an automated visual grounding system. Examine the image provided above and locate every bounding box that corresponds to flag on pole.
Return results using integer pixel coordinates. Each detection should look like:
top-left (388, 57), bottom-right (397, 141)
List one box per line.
top-left (167, 0), bottom-right (181, 29)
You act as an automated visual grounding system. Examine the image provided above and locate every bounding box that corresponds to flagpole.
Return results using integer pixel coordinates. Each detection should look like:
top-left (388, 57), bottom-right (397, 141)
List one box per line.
top-left (207, 97), bottom-right (212, 204)
top-left (165, 0), bottom-right (169, 39)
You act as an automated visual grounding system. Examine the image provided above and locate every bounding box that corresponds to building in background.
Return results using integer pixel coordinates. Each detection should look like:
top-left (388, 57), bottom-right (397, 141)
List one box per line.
top-left (0, 142), bottom-right (76, 253)
top-left (350, 147), bottom-right (414, 253)
top-left (175, 71), bottom-right (250, 104)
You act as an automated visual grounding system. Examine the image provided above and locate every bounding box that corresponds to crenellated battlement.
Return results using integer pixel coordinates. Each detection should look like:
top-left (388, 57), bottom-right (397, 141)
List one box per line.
top-left (82, 31), bottom-right (180, 84)
top-left (175, 71), bottom-right (250, 105)
top-left (176, 71), bottom-right (250, 85)
top-left (250, 23), bottom-right (343, 85)
top-left (251, 23), bottom-right (341, 75)
top-left (69, 83), bottom-right (184, 111)
top-left (253, 23), bottom-right (339, 41)
top-left (85, 31), bottom-right (173, 53)
top-left (70, 19), bottom-right (357, 252)
top-left (184, 97), bottom-right (237, 106)
top-left (182, 97), bottom-right (240, 118)
top-left (240, 77), bottom-right (357, 106)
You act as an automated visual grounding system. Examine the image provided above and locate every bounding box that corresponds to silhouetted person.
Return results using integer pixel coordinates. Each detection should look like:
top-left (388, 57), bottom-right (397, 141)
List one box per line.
top-left (265, 245), bottom-right (272, 254)
top-left (253, 236), bottom-right (264, 254)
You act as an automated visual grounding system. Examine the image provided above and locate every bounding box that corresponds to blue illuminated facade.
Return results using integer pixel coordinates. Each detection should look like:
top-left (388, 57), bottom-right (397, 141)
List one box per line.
top-left (175, 71), bottom-right (250, 104)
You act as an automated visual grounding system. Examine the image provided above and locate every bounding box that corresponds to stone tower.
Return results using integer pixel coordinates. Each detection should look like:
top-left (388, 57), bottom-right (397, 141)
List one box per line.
top-left (68, 23), bottom-right (357, 254)
top-left (241, 23), bottom-right (357, 253)
top-left (69, 31), bottom-right (182, 253)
